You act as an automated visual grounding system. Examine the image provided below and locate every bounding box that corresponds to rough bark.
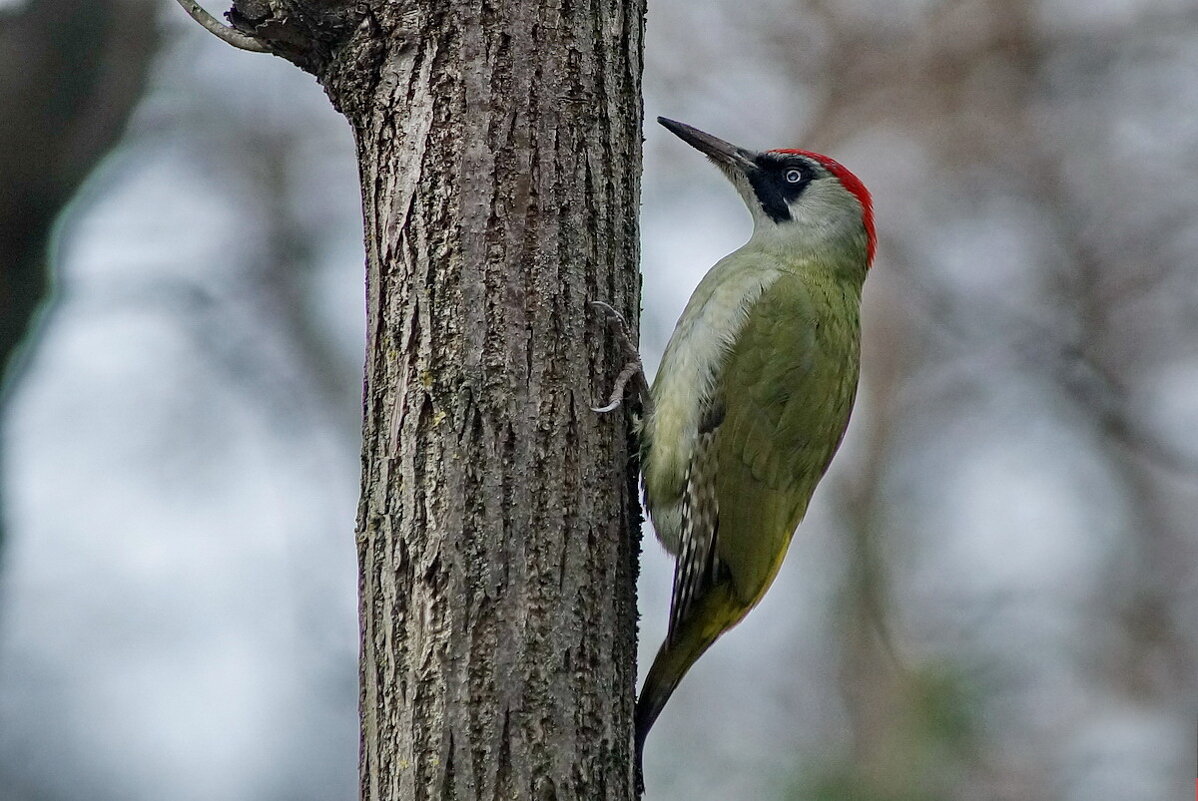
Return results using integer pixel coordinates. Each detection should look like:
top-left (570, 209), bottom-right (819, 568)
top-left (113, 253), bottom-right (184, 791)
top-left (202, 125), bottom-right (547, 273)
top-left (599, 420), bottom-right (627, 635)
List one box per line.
top-left (228, 2), bottom-right (646, 798)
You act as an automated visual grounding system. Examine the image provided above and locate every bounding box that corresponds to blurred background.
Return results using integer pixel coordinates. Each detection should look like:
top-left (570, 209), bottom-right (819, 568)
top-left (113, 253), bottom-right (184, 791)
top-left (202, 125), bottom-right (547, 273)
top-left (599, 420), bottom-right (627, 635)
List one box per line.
top-left (0, 0), bottom-right (1194, 799)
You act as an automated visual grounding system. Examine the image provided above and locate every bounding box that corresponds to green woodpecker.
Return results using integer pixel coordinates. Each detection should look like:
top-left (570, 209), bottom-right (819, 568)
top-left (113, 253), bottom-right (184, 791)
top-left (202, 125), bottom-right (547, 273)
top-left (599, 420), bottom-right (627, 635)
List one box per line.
top-left (598, 118), bottom-right (874, 791)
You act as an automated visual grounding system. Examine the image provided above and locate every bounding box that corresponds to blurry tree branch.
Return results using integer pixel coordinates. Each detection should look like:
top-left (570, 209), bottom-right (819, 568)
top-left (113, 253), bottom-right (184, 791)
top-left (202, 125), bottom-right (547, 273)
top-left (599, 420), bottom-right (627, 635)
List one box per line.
top-left (884, 242), bottom-right (1198, 479)
top-left (0, 2), bottom-right (159, 798)
top-left (0, 0), bottom-right (158, 390)
top-left (0, 0), bottom-right (158, 545)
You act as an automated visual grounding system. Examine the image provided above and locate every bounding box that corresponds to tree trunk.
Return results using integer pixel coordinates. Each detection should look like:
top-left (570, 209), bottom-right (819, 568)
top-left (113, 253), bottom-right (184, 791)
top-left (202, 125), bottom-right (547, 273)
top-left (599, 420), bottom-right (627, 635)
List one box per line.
top-left (228, 2), bottom-right (646, 798)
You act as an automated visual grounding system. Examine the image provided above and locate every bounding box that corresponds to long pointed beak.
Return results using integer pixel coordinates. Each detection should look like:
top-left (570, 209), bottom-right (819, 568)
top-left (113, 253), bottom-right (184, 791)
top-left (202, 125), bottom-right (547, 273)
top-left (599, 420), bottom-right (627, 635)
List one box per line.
top-left (657, 117), bottom-right (756, 171)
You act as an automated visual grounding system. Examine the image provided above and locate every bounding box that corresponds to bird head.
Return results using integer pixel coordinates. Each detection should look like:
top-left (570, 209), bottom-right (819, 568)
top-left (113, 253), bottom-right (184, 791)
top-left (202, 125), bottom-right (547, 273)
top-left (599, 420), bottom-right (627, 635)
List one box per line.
top-left (658, 117), bottom-right (875, 266)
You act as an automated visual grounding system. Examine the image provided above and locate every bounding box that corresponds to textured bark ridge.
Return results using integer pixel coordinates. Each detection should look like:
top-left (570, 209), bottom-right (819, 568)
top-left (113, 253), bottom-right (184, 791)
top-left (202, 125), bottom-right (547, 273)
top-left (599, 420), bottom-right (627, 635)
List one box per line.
top-left (231, 2), bottom-right (646, 798)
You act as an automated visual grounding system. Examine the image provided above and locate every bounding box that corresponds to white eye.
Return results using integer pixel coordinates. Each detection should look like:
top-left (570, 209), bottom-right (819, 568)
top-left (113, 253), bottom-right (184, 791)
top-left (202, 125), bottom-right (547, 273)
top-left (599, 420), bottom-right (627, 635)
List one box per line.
top-left (785, 169), bottom-right (804, 184)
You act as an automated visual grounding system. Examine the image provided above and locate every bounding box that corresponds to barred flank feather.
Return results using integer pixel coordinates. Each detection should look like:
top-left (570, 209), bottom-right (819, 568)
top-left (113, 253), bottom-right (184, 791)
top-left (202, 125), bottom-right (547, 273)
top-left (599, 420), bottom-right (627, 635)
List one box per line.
top-left (670, 429), bottom-right (721, 643)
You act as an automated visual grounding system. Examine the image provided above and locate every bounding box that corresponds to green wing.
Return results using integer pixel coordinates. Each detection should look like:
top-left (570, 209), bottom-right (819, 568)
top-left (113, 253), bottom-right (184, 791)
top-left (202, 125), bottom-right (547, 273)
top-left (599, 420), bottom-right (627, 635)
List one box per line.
top-left (712, 271), bottom-right (861, 608)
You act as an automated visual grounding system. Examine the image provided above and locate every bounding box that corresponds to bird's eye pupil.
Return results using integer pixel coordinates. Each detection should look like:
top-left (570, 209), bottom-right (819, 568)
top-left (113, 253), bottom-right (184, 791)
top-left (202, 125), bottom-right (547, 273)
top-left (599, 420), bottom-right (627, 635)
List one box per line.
top-left (785, 169), bottom-right (803, 184)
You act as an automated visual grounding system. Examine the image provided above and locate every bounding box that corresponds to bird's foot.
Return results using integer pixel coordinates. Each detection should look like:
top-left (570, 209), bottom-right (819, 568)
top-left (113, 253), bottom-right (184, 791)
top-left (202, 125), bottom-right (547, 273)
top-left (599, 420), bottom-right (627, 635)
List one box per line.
top-left (591, 300), bottom-right (651, 414)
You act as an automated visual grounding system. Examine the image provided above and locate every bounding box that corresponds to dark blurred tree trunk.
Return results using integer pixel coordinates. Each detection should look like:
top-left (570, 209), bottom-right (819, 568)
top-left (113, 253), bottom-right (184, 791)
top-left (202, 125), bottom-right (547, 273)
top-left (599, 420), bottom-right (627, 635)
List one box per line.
top-left (0, 2), bottom-right (157, 798)
top-left (226, 1), bottom-right (645, 797)
top-left (0, 0), bottom-right (157, 552)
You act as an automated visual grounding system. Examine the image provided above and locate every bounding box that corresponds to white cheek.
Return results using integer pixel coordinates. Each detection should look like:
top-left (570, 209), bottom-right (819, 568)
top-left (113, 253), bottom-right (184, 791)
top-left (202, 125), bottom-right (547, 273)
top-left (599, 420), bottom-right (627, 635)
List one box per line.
top-left (796, 182), bottom-right (862, 227)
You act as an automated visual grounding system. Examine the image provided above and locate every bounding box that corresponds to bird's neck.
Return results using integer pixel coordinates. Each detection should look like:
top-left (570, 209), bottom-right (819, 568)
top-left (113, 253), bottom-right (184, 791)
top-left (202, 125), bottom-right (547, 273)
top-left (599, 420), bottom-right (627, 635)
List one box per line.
top-left (741, 221), bottom-right (869, 283)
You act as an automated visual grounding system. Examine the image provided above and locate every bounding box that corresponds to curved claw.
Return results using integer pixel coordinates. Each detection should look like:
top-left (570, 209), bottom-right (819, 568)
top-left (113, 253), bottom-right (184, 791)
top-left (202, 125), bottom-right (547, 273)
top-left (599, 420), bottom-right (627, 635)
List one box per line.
top-left (590, 299), bottom-right (625, 323)
top-left (590, 298), bottom-right (653, 416)
top-left (593, 355), bottom-right (643, 414)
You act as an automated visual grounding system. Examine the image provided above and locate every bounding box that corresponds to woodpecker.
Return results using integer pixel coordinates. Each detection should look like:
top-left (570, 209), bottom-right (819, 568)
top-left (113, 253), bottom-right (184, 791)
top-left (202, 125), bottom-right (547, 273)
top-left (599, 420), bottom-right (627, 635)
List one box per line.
top-left (596, 117), bottom-right (875, 792)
